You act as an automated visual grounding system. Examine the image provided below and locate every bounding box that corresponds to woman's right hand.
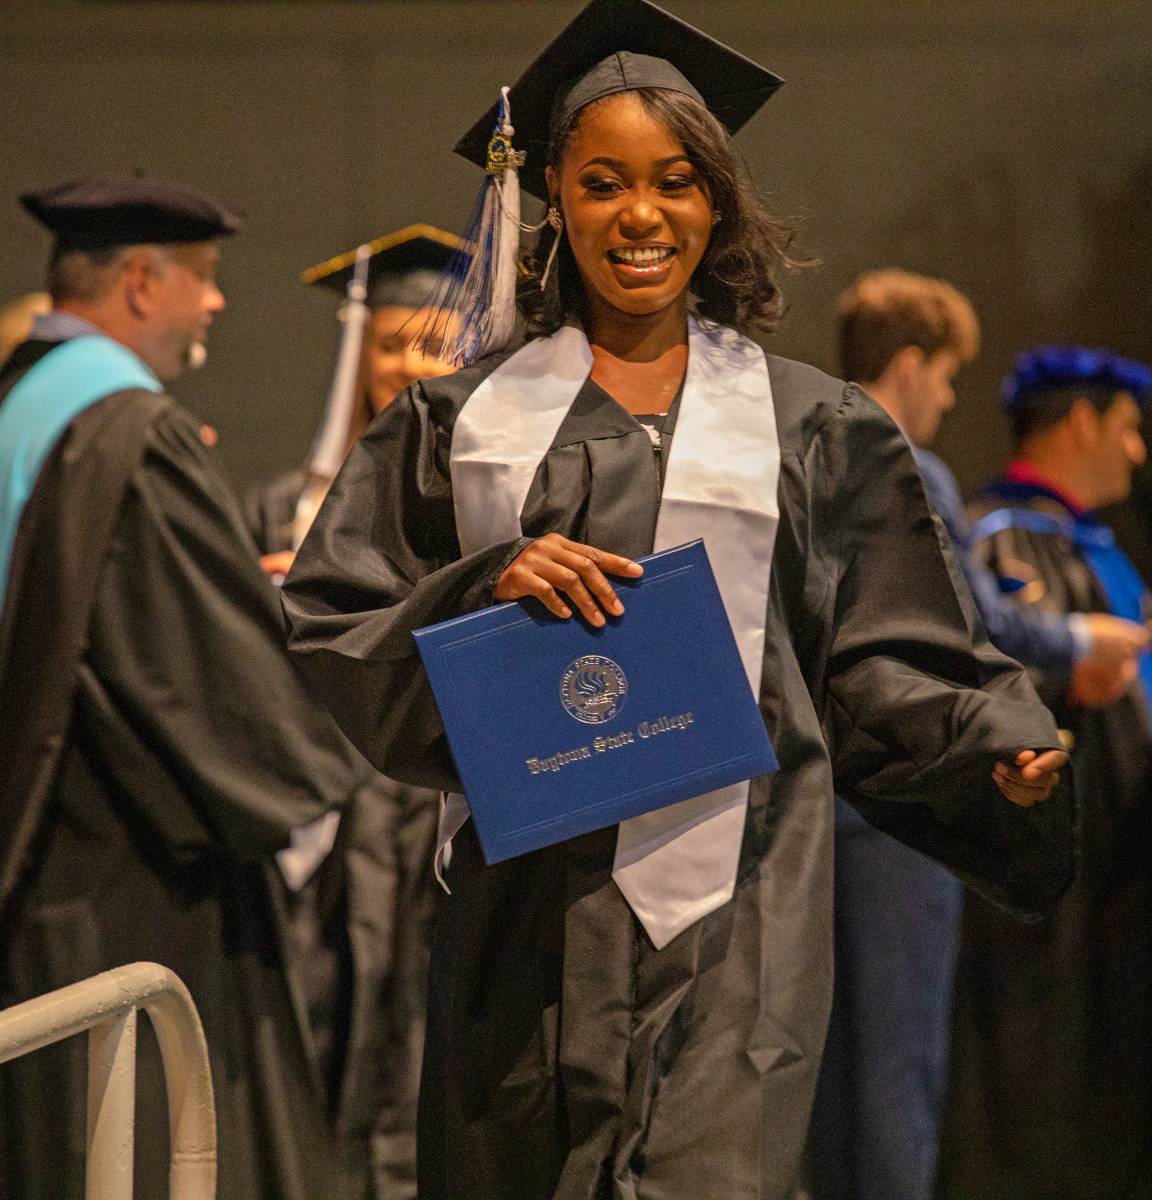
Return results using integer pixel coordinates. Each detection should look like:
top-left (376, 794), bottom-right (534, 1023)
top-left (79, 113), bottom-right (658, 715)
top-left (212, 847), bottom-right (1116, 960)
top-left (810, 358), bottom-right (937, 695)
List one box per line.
top-left (494, 533), bottom-right (644, 626)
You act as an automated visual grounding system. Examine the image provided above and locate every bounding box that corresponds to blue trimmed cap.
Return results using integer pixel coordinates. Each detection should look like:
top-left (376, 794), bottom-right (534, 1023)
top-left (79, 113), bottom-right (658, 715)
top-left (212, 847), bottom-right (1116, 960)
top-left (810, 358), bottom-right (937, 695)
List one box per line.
top-left (1002, 345), bottom-right (1152, 412)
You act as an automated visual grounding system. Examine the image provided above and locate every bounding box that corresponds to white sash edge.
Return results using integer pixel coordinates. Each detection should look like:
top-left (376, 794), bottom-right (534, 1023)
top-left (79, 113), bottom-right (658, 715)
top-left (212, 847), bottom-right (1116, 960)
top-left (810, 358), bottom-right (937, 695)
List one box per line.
top-left (612, 318), bottom-right (779, 948)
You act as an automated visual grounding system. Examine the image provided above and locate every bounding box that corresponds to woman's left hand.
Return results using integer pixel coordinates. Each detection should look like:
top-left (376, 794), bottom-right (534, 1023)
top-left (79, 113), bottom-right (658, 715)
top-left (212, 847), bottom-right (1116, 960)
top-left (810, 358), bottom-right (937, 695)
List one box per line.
top-left (993, 749), bottom-right (1068, 808)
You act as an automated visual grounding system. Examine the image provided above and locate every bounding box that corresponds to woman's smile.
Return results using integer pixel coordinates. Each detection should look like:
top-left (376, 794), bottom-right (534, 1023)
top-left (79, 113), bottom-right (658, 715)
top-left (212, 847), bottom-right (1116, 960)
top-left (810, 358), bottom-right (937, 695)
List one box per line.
top-left (606, 243), bottom-right (678, 283)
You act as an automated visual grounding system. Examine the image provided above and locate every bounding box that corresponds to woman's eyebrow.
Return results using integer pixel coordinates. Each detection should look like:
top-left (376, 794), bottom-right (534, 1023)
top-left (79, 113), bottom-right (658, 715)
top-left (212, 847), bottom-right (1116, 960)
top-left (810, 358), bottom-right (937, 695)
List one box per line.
top-left (576, 154), bottom-right (692, 172)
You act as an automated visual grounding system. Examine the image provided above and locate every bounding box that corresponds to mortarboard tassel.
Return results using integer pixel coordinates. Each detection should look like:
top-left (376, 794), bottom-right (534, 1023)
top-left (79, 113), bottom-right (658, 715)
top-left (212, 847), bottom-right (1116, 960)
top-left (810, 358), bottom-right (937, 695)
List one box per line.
top-left (290, 244), bottom-right (372, 550)
top-left (419, 88), bottom-right (543, 367)
top-left (307, 243), bottom-right (372, 483)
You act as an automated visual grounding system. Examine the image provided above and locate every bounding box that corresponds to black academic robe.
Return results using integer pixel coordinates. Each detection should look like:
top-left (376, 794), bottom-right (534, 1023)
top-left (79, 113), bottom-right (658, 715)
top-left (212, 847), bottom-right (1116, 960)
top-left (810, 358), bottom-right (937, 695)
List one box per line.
top-left (937, 481), bottom-right (1152, 1200)
top-left (0, 340), bottom-right (369, 1200)
top-left (282, 345), bottom-right (1072, 1200)
top-left (247, 467), bottom-right (440, 1200)
top-left (246, 466), bottom-right (309, 558)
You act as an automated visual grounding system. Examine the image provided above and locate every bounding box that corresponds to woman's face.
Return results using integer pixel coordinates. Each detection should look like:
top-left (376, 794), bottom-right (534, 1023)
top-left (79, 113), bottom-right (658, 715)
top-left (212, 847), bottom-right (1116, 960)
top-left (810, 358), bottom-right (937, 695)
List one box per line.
top-left (546, 92), bottom-right (714, 321)
top-left (363, 305), bottom-right (458, 415)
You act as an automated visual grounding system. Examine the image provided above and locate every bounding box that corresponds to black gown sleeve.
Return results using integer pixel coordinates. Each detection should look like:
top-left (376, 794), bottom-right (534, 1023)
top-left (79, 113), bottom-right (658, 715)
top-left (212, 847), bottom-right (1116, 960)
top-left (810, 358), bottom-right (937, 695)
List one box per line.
top-left (244, 467), bottom-right (305, 556)
top-left (80, 405), bottom-right (368, 858)
top-left (817, 387), bottom-right (1074, 917)
top-left (282, 382), bottom-right (530, 790)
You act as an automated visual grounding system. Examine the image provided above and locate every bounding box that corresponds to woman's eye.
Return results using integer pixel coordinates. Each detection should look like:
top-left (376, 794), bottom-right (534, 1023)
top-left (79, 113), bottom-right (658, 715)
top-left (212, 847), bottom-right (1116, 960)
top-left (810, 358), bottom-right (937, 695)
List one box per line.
top-left (580, 176), bottom-right (622, 195)
top-left (660, 176), bottom-right (695, 193)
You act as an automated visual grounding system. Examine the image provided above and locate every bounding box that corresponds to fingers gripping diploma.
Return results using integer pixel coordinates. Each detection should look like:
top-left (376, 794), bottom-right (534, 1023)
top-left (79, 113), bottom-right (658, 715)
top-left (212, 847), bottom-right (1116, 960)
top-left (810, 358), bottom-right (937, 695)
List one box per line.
top-left (993, 748), bottom-right (1069, 808)
top-left (494, 533), bottom-right (644, 626)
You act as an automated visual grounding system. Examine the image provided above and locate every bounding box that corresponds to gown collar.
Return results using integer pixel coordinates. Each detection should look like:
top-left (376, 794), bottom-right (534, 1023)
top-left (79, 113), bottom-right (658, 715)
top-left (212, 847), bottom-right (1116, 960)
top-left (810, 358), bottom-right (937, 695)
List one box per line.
top-left (999, 460), bottom-right (1092, 520)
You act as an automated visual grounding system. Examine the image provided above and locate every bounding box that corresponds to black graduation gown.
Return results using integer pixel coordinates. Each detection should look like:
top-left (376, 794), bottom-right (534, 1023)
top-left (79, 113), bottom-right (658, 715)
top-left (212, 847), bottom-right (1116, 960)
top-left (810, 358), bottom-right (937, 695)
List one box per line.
top-left (282, 346), bottom-right (1072, 1200)
top-left (937, 481), bottom-right (1152, 1200)
top-left (246, 467), bottom-right (440, 1200)
top-left (245, 466), bottom-right (309, 559)
top-left (0, 340), bottom-right (369, 1200)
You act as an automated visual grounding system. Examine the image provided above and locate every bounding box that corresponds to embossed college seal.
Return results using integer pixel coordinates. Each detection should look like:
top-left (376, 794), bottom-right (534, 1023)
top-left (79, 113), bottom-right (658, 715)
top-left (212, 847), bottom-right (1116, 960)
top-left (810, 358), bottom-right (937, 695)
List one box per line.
top-left (560, 655), bottom-right (628, 725)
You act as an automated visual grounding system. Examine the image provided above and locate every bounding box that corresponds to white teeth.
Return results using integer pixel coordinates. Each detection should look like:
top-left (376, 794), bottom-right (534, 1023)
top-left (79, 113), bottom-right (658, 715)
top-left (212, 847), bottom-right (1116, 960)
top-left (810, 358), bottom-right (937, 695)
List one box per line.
top-left (611, 247), bottom-right (674, 265)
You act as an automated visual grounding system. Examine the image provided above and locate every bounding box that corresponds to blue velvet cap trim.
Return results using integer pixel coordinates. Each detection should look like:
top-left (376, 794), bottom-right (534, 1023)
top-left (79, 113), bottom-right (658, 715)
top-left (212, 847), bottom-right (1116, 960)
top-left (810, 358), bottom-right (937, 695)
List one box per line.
top-left (1002, 345), bottom-right (1152, 411)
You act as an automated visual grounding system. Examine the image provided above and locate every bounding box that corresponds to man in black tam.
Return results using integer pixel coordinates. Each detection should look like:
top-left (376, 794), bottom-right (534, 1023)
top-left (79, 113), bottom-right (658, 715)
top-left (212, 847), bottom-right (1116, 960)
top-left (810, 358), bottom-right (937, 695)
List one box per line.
top-left (0, 174), bottom-right (372, 1200)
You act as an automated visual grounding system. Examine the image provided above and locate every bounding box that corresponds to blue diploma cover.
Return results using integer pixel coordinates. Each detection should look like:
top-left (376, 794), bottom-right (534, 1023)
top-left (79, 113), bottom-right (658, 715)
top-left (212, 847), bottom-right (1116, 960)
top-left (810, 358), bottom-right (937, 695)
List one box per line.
top-left (413, 540), bottom-right (778, 863)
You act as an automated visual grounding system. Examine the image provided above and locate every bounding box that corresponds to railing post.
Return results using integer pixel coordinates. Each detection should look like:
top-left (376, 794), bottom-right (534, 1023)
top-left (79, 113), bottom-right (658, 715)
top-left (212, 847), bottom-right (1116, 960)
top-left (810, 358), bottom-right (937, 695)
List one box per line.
top-left (0, 963), bottom-right (216, 1199)
top-left (144, 982), bottom-right (216, 1199)
top-left (86, 1008), bottom-right (138, 1200)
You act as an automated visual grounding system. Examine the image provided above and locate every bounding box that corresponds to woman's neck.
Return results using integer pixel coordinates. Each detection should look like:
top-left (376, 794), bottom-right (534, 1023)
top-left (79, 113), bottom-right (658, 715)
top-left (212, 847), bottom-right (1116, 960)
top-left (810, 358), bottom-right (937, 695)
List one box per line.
top-left (583, 295), bottom-right (689, 415)
top-left (582, 292), bottom-right (688, 362)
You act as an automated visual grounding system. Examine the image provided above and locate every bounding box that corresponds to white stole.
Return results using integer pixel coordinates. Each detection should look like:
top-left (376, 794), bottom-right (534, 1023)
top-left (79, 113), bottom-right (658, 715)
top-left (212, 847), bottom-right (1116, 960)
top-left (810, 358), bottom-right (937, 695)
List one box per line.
top-left (446, 315), bottom-right (779, 948)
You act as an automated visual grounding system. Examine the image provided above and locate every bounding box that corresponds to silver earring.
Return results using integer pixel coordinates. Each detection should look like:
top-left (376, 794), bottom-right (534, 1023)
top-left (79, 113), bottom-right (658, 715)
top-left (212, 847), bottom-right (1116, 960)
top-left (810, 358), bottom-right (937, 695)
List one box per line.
top-left (711, 211), bottom-right (722, 227)
top-left (547, 206), bottom-right (563, 232)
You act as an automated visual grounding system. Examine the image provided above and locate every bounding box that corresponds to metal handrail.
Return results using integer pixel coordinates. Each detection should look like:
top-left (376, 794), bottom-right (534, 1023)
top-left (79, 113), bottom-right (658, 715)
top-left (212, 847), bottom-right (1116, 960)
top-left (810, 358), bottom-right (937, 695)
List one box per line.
top-left (0, 962), bottom-right (217, 1200)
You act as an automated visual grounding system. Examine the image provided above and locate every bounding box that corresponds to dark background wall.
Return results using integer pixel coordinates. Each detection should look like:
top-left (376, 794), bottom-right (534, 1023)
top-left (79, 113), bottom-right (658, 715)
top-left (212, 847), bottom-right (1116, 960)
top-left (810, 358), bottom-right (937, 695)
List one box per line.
top-left (3, 1), bottom-right (1151, 531)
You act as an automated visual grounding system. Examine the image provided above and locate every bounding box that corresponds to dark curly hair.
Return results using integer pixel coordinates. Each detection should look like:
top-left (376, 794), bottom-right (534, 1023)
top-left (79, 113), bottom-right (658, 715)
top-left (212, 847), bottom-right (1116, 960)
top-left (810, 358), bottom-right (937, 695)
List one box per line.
top-left (518, 87), bottom-right (812, 337)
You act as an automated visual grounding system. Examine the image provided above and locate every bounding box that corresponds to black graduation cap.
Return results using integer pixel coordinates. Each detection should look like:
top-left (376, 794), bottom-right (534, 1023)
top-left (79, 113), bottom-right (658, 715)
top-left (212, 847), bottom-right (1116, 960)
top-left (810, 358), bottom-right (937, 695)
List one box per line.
top-left (19, 173), bottom-right (242, 247)
top-left (454, 0), bottom-right (783, 201)
top-left (301, 223), bottom-right (466, 310)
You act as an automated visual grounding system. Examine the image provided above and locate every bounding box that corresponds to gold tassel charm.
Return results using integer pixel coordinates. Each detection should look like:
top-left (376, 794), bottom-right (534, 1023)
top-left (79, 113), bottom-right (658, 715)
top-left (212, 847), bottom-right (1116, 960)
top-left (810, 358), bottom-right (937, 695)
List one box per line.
top-left (486, 132), bottom-right (526, 176)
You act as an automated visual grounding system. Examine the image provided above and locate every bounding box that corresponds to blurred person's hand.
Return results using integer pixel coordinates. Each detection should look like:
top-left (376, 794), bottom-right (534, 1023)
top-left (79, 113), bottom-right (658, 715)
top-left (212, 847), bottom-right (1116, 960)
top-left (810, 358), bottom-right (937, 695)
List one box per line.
top-left (260, 551), bottom-right (296, 581)
top-left (1067, 653), bottom-right (1139, 708)
top-left (1080, 613), bottom-right (1149, 669)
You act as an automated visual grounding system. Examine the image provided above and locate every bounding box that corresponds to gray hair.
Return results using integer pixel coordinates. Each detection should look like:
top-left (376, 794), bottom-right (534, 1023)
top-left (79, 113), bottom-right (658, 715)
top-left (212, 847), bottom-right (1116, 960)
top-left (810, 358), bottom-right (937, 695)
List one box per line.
top-left (47, 242), bottom-right (169, 304)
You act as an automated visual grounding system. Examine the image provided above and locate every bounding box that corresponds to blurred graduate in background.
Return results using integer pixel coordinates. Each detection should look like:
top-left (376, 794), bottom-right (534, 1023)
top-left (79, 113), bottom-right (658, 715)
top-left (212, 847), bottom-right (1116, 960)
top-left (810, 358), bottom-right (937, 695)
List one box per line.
top-left (247, 226), bottom-right (463, 572)
top-left (247, 226), bottom-right (465, 1199)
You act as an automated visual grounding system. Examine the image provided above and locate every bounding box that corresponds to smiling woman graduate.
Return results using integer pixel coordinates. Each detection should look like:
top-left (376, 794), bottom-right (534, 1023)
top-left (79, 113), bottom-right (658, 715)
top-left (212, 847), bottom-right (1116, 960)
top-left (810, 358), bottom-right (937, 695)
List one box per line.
top-left (282, 2), bottom-right (1073, 1196)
